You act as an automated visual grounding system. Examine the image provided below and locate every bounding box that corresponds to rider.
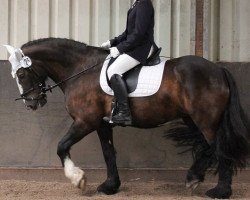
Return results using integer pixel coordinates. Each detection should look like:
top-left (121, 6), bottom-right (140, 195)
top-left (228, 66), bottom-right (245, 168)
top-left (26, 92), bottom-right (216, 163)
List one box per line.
top-left (101, 0), bottom-right (158, 125)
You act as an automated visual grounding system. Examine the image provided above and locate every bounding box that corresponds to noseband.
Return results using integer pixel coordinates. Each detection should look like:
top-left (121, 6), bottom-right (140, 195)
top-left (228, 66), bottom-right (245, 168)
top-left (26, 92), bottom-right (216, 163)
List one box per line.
top-left (15, 83), bottom-right (47, 101)
top-left (15, 67), bottom-right (47, 101)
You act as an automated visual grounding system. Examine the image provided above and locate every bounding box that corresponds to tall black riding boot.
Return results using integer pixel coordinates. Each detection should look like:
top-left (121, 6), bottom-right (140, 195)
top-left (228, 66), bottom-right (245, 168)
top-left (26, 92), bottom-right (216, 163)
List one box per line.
top-left (104, 74), bottom-right (132, 125)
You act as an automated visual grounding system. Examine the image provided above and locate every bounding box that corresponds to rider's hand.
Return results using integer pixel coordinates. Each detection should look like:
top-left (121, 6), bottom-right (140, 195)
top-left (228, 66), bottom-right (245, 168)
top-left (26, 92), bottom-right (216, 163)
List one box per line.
top-left (100, 40), bottom-right (111, 49)
top-left (110, 47), bottom-right (120, 58)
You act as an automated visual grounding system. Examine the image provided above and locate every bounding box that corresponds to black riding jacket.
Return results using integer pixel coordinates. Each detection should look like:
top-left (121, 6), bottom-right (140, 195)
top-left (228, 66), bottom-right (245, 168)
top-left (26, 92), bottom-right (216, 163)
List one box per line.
top-left (110, 0), bottom-right (157, 64)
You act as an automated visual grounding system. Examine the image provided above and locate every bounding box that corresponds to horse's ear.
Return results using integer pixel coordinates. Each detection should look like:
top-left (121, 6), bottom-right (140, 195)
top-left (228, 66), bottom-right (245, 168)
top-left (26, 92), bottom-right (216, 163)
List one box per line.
top-left (3, 45), bottom-right (15, 55)
top-left (14, 49), bottom-right (23, 61)
top-left (3, 45), bottom-right (24, 61)
top-left (3, 45), bottom-right (24, 78)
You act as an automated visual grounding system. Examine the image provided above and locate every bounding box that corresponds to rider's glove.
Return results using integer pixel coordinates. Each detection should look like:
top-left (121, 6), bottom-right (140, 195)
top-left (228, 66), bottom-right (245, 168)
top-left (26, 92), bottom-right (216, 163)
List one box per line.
top-left (100, 40), bottom-right (111, 49)
top-left (110, 47), bottom-right (120, 58)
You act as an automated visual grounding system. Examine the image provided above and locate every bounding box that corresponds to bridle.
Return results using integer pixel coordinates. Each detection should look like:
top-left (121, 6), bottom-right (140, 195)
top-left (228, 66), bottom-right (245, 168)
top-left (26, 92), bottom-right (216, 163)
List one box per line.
top-left (15, 66), bottom-right (47, 102)
top-left (15, 57), bottom-right (111, 101)
top-left (16, 82), bottom-right (46, 101)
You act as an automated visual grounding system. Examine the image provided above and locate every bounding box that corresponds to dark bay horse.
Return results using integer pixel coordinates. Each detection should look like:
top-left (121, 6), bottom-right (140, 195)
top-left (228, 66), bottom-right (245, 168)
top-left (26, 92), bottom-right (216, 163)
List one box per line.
top-left (4, 38), bottom-right (249, 199)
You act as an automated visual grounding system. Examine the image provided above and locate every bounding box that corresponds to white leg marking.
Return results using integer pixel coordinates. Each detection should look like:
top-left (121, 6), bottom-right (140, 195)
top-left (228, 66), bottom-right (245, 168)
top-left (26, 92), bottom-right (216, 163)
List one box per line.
top-left (64, 157), bottom-right (85, 187)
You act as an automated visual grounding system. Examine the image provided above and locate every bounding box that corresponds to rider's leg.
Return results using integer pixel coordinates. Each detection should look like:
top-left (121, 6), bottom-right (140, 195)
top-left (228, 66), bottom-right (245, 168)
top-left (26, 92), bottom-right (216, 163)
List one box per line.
top-left (108, 74), bottom-right (131, 124)
top-left (107, 54), bottom-right (140, 80)
top-left (104, 54), bottom-right (140, 125)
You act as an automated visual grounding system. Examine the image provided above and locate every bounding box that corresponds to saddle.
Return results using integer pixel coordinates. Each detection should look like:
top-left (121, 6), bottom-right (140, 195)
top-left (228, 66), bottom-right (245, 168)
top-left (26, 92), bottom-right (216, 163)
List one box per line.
top-left (106, 48), bottom-right (162, 93)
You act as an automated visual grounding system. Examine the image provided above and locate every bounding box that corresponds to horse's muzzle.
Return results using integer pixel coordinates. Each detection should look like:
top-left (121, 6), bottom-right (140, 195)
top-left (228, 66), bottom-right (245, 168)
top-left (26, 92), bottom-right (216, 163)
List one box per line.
top-left (26, 104), bottom-right (38, 110)
top-left (24, 94), bottom-right (47, 110)
top-left (39, 97), bottom-right (47, 107)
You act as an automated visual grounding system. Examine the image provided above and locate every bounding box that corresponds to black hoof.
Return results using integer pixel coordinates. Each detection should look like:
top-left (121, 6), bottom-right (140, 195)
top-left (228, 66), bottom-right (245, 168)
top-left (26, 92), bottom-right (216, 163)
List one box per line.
top-left (97, 178), bottom-right (121, 195)
top-left (205, 185), bottom-right (232, 199)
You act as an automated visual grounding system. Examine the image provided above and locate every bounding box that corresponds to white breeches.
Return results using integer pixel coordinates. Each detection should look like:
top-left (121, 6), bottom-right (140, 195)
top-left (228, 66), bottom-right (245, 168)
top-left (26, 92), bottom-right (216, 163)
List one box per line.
top-left (107, 54), bottom-right (140, 80)
top-left (107, 46), bottom-right (154, 80)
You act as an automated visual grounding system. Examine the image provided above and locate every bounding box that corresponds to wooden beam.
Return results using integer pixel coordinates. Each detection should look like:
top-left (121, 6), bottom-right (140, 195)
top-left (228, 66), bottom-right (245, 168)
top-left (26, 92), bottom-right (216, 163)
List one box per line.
top-left (195, 0), bottom-right (204, 57)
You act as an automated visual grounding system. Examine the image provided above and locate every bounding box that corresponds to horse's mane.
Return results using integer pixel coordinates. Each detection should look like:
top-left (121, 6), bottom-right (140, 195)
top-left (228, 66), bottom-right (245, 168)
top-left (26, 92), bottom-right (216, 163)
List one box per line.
top-left (21, 37), bottom-right (88, 50)
top-left (21, 38), bottom-right (109, 71)
top-left (19, 37), bottom-right (109, 81)
top-left (21, 37), bottom-right (108, 53)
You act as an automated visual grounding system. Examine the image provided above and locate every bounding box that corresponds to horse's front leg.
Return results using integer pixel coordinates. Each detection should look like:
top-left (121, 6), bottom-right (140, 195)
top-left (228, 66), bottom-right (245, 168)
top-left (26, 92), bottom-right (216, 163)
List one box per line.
top-left (96, 122), bottom-right (121, 195)
top-left (57, 121), bottom-right (92, 190)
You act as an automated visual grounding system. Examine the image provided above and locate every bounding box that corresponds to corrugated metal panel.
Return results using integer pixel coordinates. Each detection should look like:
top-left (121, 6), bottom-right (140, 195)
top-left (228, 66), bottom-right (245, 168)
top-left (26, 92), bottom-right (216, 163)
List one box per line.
top-left (219, 0), bottom-right (250, 61)
top-left (203, 0), bottom-right (219, 61)
top-left (0, 0), bottom-right (249, 61)
top-left (204, 0), bottom-right (250, 62)
top-left (171, 0), bottom-right (196, 57)
top-left (0, 0), bottom-right (9, 59)
top-left (0, 0), bottom-right (194, 60)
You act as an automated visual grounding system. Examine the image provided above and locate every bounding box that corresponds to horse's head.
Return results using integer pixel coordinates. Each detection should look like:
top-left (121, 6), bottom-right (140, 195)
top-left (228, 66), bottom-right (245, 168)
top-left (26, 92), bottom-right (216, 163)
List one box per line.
top-left (4, 45), bottom-right (47, 110)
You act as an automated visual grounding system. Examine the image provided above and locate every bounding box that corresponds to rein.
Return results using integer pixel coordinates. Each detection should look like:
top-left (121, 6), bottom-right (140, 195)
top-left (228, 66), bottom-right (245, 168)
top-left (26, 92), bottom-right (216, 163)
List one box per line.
top-left (15, 57), bottom-right (111, 101)
top-left (16, 55), bottom-right (170, 101)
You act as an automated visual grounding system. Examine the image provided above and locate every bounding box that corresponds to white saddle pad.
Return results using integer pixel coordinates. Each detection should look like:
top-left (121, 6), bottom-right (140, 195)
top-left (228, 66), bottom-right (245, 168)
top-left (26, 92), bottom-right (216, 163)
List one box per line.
top-left (100, 56), bottom-right (167, 97)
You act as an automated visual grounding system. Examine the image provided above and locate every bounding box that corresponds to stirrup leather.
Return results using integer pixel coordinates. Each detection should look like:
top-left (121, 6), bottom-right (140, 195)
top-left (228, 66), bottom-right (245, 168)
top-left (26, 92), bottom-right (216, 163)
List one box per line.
top-left (103, 100), bottom-right (118, 124)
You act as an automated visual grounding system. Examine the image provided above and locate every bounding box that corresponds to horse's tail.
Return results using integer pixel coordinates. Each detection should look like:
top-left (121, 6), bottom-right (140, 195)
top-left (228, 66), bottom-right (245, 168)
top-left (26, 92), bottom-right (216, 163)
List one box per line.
top-left (165, 68), bottom-right (249, 173)
top-left (216, 68), bottom-right (250, 171)
top-left (164, 120), bottom-right (217, 170)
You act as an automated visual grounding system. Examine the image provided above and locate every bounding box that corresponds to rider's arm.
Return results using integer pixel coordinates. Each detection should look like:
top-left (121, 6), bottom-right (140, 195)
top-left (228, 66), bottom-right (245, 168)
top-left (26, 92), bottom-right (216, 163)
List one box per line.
top-left (110, 30), bottom-right (127, 47)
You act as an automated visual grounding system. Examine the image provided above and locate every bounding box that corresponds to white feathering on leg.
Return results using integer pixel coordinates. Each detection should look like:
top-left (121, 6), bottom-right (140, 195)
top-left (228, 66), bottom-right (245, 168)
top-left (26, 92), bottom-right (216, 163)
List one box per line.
top-left (64, 157), bottom-right (85, 187)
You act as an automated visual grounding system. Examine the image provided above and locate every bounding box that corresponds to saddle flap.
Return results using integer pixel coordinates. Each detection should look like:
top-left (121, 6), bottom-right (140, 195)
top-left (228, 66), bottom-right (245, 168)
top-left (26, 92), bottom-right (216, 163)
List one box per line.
top-left (123, 65), bottom-right (143, 93)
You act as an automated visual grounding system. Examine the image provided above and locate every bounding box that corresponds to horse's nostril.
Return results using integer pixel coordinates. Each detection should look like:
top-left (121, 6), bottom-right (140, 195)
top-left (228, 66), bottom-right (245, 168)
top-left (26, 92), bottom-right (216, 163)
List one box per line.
top-left (26, 105), bottom-right (31, 109)
top-left (26, 105), bottom-right (34, 110)
top-left (26, 103), bottom-right (38, 110)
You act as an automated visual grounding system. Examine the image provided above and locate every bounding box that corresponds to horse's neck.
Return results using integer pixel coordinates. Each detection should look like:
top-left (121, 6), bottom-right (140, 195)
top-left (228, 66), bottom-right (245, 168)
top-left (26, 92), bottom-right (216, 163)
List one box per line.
top-left (25, 46), bottom-right (108, 92)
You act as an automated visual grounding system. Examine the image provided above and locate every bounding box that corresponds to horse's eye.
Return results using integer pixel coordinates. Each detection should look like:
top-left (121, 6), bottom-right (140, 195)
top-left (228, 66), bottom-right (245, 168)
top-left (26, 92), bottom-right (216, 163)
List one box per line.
top-left (17, 72), bottom-right (25, 79)
top-left (17, 73), bottom-right (25, 79)
top-left (17, 68), bottom-right (25, 79)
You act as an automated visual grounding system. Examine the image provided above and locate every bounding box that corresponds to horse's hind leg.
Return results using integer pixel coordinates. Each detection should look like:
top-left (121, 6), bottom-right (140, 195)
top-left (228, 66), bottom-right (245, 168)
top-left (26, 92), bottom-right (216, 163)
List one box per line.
top-left (192, 126), bottom-right (233, 199)
top-left (96, 122), bottom-right (121, 195)
top-left (183, 118), bottom-right (216, 190)
top-left (186, 142), bottom-right (215, 189)
top-left (205, 158), bottom-right (233, 199)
